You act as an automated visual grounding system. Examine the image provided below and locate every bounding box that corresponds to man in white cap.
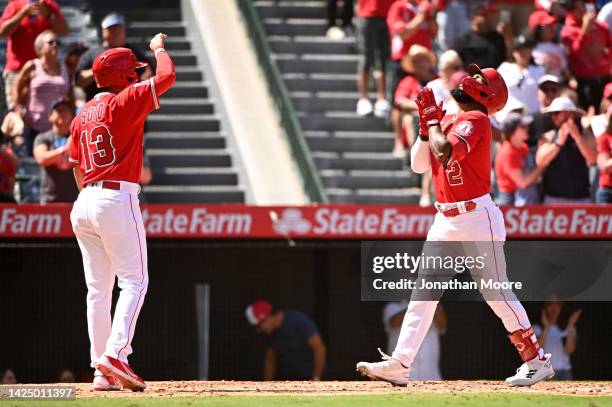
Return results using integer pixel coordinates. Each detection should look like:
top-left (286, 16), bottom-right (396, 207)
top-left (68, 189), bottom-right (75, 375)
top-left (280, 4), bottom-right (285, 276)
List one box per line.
top-left (76, 13), bottom-right (152, 101)
top-left (528, 74), bottom-right (563, 146)
top-left (536, 96), bottom-right (597, 203)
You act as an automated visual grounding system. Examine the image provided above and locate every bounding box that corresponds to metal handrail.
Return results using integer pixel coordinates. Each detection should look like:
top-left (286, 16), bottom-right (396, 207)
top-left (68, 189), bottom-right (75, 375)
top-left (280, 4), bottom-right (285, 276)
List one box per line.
top-left (235, 0), bottom-right (328, 203)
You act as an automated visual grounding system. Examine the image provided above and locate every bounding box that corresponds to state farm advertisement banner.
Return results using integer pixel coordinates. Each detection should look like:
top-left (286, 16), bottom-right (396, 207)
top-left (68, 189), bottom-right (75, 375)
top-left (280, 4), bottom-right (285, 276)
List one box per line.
top-left (0, 204), bottom-right (611, 239)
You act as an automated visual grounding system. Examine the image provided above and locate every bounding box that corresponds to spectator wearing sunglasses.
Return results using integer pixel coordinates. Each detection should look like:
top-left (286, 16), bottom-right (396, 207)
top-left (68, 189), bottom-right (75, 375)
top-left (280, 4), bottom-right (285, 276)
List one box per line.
top-left (536, 96), bottom-right (597, 203)
top-left (0, 0), bottom-right (67, 111)
top-left (528, 75), bottom-right (563, 146)
top-left (13, 30), bottom-right (72, 157)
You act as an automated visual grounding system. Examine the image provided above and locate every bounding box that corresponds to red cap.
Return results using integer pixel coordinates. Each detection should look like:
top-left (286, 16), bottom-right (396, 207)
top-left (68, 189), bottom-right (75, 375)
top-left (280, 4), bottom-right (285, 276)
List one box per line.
top-left (528, 10), bottom-right (558, 28)
top-left (604, 82), bottom-right (612, 100)
top-left (245, 300), bottom-right (272, 325)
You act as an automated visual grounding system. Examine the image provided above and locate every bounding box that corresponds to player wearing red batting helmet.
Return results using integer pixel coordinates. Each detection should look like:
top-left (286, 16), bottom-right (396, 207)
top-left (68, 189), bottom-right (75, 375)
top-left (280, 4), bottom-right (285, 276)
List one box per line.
top-left (92, 47), bottom-right (149, 89)
top-left (69, 34), bottom-right (176, 392)
top-left (357, 65), bottom-right (555, 387)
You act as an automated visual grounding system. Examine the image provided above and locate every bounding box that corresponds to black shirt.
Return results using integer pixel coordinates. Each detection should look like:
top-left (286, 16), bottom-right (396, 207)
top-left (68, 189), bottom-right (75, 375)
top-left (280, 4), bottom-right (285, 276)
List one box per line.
top-left (542, 129), bottom-right (590, 199)
top-left (528, 112), bottom-right (554, 147)
top-left (76, 43), bottom-right (152, 101)
top-left (266, 310), bottom-right (318, 380)
top-left (34, 131), bottom-right (79, 203)
top-left (452, 30), bottom-right (507, 69)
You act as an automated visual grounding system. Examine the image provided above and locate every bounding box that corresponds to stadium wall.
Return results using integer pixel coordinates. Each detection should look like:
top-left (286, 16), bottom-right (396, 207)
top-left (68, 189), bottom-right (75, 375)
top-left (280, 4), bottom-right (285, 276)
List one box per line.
top-left (1, 239), bottom-right (611, 383)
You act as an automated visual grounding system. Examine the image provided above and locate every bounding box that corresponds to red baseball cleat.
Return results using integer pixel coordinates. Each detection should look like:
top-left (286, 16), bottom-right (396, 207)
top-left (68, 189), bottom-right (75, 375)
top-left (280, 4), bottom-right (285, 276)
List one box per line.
top-left (96, 355), bottom-right (146, 392)
top-left (92, 373), bottom-right (121, 391)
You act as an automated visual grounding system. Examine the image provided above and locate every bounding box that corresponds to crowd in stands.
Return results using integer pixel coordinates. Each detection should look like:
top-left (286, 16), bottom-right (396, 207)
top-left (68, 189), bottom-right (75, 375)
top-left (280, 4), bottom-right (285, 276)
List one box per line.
top-left (342, 0), bottom-right (611, 205)
top-left (0, 1), bottom-right (151, 204)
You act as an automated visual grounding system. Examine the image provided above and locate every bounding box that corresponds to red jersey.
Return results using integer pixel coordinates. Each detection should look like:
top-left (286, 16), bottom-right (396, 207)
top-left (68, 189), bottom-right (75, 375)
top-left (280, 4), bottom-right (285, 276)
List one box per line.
top-left (69, 51), bottom-right (176, 187)
top-left (0, 0), bottom-right (65, 72)
top-left (597, 132), bottom-right (612, 188)
top-left (561, 14), bottom-right (611, 78)
top-left (394, 74), bottom-right (422, 106)
top-left (357, 0), bottom-right (397, 18)
top-left (386, 0), bottom-right (434, 61)
top-left (494, 140), bottom-right (529, 193)
top-left (430, 111), bottom-right (492, 203)
top-left (0, 148), bottom-right (17, 194)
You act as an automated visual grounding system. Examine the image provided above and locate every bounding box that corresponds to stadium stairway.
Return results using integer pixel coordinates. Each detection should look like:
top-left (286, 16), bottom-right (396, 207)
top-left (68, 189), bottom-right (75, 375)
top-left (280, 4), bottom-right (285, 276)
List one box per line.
top-left (85, 7), bottom-right (247, 203)
top-left (254, 0), bottom-right (421, 203)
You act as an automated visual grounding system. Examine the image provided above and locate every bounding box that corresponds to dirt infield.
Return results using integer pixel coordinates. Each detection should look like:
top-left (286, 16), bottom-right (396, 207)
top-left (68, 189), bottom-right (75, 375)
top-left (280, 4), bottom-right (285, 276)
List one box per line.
top-left (75, 380), bottom-right (612, 398)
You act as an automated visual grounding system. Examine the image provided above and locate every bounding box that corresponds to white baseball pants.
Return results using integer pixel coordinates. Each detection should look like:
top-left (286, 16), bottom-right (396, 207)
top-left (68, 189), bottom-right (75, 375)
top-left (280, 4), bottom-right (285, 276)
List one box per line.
top-left (71, 181), bottom-right (148, 368)
top-left (392, 193), bottom-right (532, 367)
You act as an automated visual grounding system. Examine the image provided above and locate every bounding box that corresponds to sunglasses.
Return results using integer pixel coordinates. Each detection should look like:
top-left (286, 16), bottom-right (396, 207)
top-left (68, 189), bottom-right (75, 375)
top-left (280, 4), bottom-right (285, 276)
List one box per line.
top-left (46, 39), bottom-right (60, 46)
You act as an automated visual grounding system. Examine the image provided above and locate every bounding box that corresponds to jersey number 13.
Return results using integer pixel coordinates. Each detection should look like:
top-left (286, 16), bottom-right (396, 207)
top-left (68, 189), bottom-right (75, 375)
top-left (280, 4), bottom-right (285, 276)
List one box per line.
top-left (79, 126), bottom-right (116, 173)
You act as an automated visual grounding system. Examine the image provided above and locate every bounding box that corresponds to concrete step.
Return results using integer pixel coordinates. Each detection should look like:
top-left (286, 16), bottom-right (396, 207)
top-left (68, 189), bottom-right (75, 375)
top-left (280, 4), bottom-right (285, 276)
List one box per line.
top-left (163, 82), bottom-right (208, 98)
top-left (148, 149), bottom-right (232, 167)
top-left (269, 36), bottom-right (355, 54)
top-left (300, 112), bottom-right (388, 132)
top-left (147, 114), bottom-right (220, 132)
top-left (126, 36), bottom-right (191, 51)
top-left (145, 132), bottom-right (226, 149)
top-left (128, 21), bottom-right (186, 37)
top-left (174, 66), bottom-right (203, 82)
top-left (284, 73), bottom-right (357, 92)
top-left (326, 188), bottom-right (422, 204)
top-left (255, 1), bottom-right (327, 19)
top-left (291, 91), bottom-right (361, 112)
top-left (147, 50), bottom-right (196, 66)
top-left (305, 131), bottom-right (395, 152)
top-left (313, 152), bottom-right (403, 171)
top-left (274, 54), bottom-right (357, 74)
top-left (144, 185), bottom-right (245, 203)
top-left (153, 167), bottom-right (239, 186)
top-left (155, 98), bottom-right (214, 114)
top-left (264, 18), bottom-right (328, 36)
top-left (320, 170), bottom-right (419, 189)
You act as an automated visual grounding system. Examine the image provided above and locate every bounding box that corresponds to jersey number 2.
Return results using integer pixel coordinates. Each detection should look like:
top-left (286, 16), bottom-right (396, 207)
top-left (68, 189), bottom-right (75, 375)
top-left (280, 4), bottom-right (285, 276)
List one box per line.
top-left (446, 161), bottom-right (464, 186)
top-left (79, 126), bottom-right (116, 173)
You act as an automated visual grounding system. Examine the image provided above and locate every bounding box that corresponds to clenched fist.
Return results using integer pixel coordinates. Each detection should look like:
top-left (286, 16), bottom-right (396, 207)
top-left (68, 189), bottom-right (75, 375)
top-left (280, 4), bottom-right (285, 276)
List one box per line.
top-left (149, 33), bottom-right (167, 52)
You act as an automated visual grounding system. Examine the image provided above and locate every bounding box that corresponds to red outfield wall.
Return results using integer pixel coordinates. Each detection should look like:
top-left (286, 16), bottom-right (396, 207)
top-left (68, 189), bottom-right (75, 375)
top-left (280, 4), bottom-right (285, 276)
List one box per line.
top-left (1, 204), bottom-right (611, 239)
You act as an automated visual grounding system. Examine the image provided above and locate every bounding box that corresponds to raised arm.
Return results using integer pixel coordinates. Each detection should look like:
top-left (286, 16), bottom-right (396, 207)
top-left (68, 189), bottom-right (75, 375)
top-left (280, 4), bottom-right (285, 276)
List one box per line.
top-left (13, 60), bottom-right (35, 112)
top-left (0, 3), bottom-right (33, 37)
top-left (148, 33), bottom-right (176, 98)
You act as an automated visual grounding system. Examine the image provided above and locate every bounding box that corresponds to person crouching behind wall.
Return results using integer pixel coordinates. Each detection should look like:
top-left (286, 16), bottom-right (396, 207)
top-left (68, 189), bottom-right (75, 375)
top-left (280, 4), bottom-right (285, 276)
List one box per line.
top-left (245, 300), bottom-right (326, 381)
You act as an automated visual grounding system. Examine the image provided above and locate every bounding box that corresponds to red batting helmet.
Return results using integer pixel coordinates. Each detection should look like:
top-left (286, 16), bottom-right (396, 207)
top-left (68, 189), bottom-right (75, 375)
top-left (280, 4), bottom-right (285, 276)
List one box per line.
top-left (460, 64), bottom-right (508, 115)
top-left (92, 47), bottom-right (148, 89)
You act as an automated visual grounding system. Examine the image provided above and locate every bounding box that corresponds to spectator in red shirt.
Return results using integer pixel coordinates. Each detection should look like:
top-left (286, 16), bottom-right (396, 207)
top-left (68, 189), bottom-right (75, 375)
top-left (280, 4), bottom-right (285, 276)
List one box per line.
top-left (386, 0), bottom-right (437, 103)
top-left (392, 45), bottom-right (436, 156)
top-left (356, 0), bottom-right (395, 117)
top-left (0, 133), bottom-right (18, 202)
top-left (392, 45), bottom-right (436, 206)
top-left (495, 113), bottom-right (545, 205)
top-left (595, 107), bottom-right (612, 203)
top-left (387, 0), bottom-right (437, 61)
top-left (0, 0), bottom-right (67, 111)
top-left (561, 0), bottom-right (611, 111)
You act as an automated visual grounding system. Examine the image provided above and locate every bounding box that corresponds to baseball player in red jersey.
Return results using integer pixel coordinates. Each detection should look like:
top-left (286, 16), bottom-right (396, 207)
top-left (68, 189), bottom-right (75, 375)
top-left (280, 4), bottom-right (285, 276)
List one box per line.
top-left (69, 33), bottom-right (176, 392)
top-left (357, 64), bottom-right (554, 386)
